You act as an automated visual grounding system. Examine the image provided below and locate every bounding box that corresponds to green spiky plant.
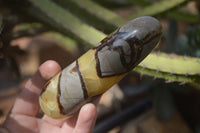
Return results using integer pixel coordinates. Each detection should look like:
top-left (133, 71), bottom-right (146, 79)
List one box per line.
top-left (1, 0), bottom-right (200, 87)
top-left (1, 0), bottom-right (200, 86)
top-left (23, 0), bottom-right (200, 86)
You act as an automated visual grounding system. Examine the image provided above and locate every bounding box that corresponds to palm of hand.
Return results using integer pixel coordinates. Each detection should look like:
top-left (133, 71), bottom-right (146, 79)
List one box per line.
top-left (2, 61), bottom-right (97, 133)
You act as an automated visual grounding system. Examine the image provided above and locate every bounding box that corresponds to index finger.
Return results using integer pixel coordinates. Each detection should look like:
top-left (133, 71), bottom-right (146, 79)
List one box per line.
top-left (11, 60), bottom-right (61, 116)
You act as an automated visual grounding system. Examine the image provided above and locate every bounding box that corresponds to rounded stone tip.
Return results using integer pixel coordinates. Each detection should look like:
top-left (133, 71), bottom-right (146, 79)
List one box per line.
top-left (119, 16), bottom-right (162, 40)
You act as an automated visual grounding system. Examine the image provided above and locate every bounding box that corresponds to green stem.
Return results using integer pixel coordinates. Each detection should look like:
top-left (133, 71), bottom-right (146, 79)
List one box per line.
top-left (127, 0), bottom-right (199, 23)
top-left (127, 0), bottom-right (188, 19)
top-left (54, 0), bottom-right (125, 33)
top-left (26, 0), bottom-right (106, 46)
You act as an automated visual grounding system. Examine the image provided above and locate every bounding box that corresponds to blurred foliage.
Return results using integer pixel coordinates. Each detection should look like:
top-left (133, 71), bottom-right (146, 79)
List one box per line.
top-left (165, 19), bottom-right (200, 57)
top-left (176, 25), bottom-right (200, 57)
top-left (127, 0), bottom-right (188, 19)
top-left (127, 0), bottom-right (199, 23)
top-left (0, 15), bottom-right (2, 33)
top-left (151, 83), bottom-right (175, 121)
top-left (54, 0), bottom-right (125, 33)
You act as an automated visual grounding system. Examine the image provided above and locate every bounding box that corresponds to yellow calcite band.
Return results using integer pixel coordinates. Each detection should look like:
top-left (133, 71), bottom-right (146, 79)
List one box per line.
top-left (39, 73), bottom-right (65, 118)
top-left (78, 49), bottom-right (126, 97)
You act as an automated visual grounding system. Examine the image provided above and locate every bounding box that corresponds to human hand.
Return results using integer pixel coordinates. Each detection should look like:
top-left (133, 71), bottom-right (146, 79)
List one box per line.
top-left (1, 60), bottom-right (98, 133)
